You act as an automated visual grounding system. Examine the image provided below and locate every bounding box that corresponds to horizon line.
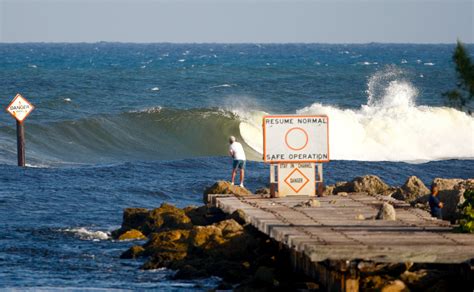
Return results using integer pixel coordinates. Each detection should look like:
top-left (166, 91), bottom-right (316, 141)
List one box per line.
top-left (1, 41), bottom-right (473, 45)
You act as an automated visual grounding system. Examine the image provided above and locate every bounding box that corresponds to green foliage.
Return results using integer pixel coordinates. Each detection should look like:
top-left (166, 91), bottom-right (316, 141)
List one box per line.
top-left (458, 189), bottom-right (474, 233)
top-left (443, 41), bottom-right (474, 111)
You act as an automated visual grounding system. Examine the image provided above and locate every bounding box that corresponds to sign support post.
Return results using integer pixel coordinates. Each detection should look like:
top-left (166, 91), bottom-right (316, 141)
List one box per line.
top-left (16, 121), bottom-right (25, 166)
top-left (6, 94), bottom-right (35, 167)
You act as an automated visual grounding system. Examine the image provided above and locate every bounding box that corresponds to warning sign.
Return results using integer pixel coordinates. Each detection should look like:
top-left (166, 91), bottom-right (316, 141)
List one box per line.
top-left (263, 115), bottom-right (329, 163)
top-left (6, 94), bottom-right (35, 123)
top-left (278, 163), bottom-right (315, 196)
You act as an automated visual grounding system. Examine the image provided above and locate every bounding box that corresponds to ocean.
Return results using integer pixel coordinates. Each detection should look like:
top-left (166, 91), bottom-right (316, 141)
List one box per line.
top-left (0, 43), bottom-right (473, 290)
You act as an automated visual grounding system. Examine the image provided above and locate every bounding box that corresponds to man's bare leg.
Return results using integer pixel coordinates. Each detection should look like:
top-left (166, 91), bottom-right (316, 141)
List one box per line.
top-left (231, 169), bottom-right (237, 185)
top-left (240, 169), bottom-right (245, 187)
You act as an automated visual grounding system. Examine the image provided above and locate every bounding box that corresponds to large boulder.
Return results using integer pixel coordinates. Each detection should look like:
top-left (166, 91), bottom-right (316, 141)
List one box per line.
top-left (189, 225), bottom-right (224, 248)
top-left (141, 229), bottom-right (191, 268)
top-left (185, 205), bottom-right (227, 226)
top-left (122, 208), bottom-right (149, 230)
top-left (214, 219), bottom-right (244, 238)
top-left (392, 176), bottom-right (430, 203)
top-left (203, 181), bottom-right (252, 203)
top-left (333, 175), bottom-right (390, 195)
top-left (113, 204), bottom-right (193, 238)
top-left (414, 178), bottom-right (474, 221)
top-left (351, 175), bottom-right (390, 195)
top-left (142, 203), bottom-right (192, 234)
top-left (117, 229), bottom-right (146, 241)
top-left (435, 178), bottom-right (474, 221)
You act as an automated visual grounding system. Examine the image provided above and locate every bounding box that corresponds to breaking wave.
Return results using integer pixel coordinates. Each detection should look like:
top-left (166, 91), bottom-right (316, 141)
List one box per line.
top-left (0, 68), bottom-right (472, 165)
top-left (239, 68), bottom-right (474, 162)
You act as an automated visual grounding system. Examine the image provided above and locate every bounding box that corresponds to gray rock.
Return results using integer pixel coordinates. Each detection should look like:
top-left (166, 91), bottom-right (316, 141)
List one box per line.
top-left (376, 202), bottom-right (396, 220)
top-left (392, 176), bottom-right (430, 203)
top-left (351, 175), bottom-right (390, 195)
top-left (334, 175), bottom-right (390, 195)
top-left (432, 178), bottom-right (474, 221)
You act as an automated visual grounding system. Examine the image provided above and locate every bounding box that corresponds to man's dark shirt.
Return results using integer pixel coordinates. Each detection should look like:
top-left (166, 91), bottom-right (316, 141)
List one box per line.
top-left (429, 194), bottom-right (442, 219)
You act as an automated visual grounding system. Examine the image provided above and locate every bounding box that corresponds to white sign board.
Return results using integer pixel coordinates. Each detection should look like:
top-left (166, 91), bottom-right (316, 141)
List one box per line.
top-left (6, 94), bottom-right (35, 123)
top-left (263, 115), bottom-right (329, 163)
top-left (278, 163), bottom-right (315, 196)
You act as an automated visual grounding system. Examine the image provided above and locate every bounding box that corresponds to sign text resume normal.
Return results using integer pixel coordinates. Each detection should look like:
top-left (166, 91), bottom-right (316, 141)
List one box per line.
top-left (263, 115), bottom-right (329, 163)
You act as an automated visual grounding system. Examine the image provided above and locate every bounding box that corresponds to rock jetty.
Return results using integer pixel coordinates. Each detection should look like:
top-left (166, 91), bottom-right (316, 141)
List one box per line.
top-left (113, 200), bottom-right (317, 290)
top-left (114, 175), bottom-right (473, 291)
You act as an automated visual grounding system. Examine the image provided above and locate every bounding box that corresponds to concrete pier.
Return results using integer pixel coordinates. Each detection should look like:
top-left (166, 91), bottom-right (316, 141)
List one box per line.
top-left (208, 193), bottom-right (474, 291)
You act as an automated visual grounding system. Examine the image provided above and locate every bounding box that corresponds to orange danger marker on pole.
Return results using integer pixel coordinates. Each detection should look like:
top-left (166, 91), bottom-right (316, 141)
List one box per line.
top-left (6, 94), bottom-right (35, 167)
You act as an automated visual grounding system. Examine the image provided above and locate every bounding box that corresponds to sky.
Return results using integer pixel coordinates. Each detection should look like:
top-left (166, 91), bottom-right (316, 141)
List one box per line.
top-left (0, 0), bottom-right (472, 43)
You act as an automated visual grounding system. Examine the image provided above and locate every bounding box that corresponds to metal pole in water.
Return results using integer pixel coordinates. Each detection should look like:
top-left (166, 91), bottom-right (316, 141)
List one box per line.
top-left (16, 120), bottom-right (25, 167)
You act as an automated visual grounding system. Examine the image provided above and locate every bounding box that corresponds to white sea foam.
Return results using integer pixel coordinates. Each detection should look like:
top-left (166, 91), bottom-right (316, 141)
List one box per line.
top-left (424, 62), bottom-right (435, 66)
top-left (63, 98), bottom-right (72, 102)
top-left (178, 59), bottom-right (185, 62)
top-left (64, 227), bottom-right (110, 241)
top-left (151, 87), bottom-right (160, 91)
top-left (237, 67), bottom-right (474, 162)
top-left (210, 84), bottom-right (236, 88)
top-left (360, 61), bottom-right (377, 65)
top-left (130, 106), bottom-right (162, 114)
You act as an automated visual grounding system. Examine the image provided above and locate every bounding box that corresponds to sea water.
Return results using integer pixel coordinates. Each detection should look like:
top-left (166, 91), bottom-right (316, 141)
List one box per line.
top-left (0, 43), bottom-right (473, 290)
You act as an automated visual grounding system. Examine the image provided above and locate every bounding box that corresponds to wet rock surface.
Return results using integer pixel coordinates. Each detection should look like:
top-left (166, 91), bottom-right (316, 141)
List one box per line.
top-left (115, 203), bottom-right (318, 290)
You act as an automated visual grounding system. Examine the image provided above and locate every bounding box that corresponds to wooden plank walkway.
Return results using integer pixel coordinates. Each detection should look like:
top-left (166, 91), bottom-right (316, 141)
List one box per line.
top-left (212, 193), bottom-right (474, 264)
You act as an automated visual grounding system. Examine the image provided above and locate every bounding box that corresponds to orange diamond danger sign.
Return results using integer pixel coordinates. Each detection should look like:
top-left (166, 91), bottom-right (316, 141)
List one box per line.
top-left (6, 94), bottom-right (35, 123)
top-left (284, 168), bottom-right (310, 193)
top-left (278, 163), bottom-right (315, 196)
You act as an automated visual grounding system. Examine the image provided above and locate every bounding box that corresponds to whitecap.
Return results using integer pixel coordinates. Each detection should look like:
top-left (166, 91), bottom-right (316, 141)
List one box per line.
top-left (130, 106), bottom-right (162, 114)
top-left (401, 59), bottom-right (408, 64)
top-left (63, 98), bottom-right (72, 102)
top-left (424, 62), bottom-right (435, 66)
top-left (28, 64), bottom-right (37, 68)
top-left (178, 59), bottom-right (185, 62)
top-left (210, 84), bottom-right (236, 89)
top-left (151, 87), bottom-right (160, 91)
top-left (63, 227), bottom-right (110, 241)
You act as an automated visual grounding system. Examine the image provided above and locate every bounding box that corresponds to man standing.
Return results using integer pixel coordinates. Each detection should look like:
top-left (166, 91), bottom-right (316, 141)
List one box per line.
top-left (229, 136), bottom-right (246, 188)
